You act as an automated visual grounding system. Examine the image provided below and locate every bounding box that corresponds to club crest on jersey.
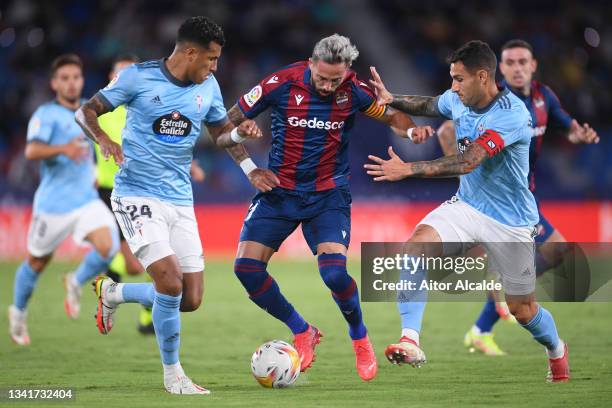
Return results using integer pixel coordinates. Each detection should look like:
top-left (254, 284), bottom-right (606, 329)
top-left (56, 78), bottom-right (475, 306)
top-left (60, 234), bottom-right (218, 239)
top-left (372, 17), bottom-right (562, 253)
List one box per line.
top-left (477, 123), bottom-right (485, 135)
top-left (335, 91), bottom-right (349, 106)
top-left (195, 94), bottom-right (202, 113)
top-left (243, 85), bottom-right (262, 107)
top-left (152, 110), bottom-right (193, 143)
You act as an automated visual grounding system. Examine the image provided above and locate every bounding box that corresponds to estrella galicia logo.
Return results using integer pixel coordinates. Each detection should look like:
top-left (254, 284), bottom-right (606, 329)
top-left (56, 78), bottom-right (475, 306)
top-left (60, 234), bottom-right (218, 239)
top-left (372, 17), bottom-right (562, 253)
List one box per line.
top-left (152, 111), bottom-right (192, 143)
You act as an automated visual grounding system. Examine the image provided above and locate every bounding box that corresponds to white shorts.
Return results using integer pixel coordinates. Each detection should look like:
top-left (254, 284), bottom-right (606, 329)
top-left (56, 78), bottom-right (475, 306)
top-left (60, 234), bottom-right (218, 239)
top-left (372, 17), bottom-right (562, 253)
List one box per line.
top-left (418, 196), bottom-right (537, 295)
top-left (111, 196), bottom-right (204, 273)
top-left (27, 199), bottom-right (117, 257)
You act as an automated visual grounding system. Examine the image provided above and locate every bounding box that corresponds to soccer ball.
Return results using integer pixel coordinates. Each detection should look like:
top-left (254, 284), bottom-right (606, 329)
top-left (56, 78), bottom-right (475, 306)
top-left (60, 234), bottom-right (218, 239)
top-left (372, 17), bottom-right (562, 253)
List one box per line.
top-left (251, 340), bottom-right (301, 388)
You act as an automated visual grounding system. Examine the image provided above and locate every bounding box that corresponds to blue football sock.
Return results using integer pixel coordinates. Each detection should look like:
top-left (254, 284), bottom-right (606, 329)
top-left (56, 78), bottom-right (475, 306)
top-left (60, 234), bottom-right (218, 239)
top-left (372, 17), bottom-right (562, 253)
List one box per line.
top-left (318, 253), bottom-right (367, 340)
top-left (13, 261), bottom-right (40, 311)
top-left (475, 296), bottom-right (500, 332)
top-left (153, 291), bottom-right (182, 365)
top-left (122, 283), bottom-right (155, 308)
top-left (75, 230), bottom-right (119, 286)
top-left (520, 305), bottom-right (560, 350)
top-left (397, 257), bottom-right (428, 332)
top-left (234, 258), bottom-right (308, 335)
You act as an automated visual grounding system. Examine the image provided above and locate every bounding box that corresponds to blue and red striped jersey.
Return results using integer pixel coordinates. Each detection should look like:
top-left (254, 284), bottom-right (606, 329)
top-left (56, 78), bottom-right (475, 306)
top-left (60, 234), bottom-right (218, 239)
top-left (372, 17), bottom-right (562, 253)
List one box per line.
top-left (501, 80), bottom-right (572, 192)
top-left (237, 61), bottom-right (386, 191)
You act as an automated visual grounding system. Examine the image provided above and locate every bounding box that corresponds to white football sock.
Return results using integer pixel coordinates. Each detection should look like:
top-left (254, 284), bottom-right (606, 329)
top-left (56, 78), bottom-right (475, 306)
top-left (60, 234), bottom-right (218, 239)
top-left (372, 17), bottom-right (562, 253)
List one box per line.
top-left (471, 325), bottom-right (483, 336)
top-left (401, 328), bottom-right (420, 346)
top-left (547, 339), bottom-right (565, 359)
top-left (163, 361), bottom-right (185, 382)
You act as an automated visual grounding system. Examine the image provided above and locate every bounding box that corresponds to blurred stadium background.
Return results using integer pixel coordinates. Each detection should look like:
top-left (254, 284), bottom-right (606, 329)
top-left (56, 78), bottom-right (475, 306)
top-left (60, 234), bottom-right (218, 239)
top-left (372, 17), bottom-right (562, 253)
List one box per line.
top-left (1, 0), bottom-right (611, 260)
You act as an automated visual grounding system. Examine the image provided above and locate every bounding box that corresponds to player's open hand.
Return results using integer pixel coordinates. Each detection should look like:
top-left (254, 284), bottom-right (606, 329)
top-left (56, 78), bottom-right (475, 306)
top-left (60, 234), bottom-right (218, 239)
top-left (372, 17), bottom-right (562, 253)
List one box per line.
top-left (99, 133), bottom-right (124, 165)
top-left (364, 146), bottom-right (409, 181)
top-left (410, 126), bottom-right (436, 144)
top-left (63, 135), bottom-right (90, 163)
top-left (569, 119), bottom-right (599, 144)
top-left (248, 168), bottom-right (280, 192)
top-left (369, 66), bottom-right (393, 107)
top-left (237, 119), bottom-right (263, 140)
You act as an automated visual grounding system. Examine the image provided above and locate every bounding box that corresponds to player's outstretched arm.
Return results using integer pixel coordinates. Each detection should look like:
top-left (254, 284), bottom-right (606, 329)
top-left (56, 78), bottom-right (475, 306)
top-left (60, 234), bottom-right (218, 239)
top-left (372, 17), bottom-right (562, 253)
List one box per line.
top-left (369, 66), bottom-right (441, 117)
top-left (373, 106), bottom-right (435, 144)
top-left (75, 95), bottom-right (123, 164)
top-left (364, 142), bottom-right (488, 181)
top-left (207, 104), bottom-right (279, 192)
top-left (567, 119), bottom-right (600, 144)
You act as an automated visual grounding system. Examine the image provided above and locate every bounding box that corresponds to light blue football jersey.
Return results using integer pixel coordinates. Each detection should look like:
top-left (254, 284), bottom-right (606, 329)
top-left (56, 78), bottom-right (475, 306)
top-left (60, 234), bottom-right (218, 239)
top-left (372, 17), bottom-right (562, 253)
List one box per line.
top-left (27, 100), bottom-right (98, 214)
top-left (97, 59), bottom-right (228, 206)
top-left (436, 88), bottom-right (539, 227)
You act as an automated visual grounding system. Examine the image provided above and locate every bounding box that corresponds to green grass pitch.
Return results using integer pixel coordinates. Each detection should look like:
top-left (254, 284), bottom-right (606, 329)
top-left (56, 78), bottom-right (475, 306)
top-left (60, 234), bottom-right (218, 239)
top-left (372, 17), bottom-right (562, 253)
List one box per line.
top-left (1, 260), bottom-right (611, 407)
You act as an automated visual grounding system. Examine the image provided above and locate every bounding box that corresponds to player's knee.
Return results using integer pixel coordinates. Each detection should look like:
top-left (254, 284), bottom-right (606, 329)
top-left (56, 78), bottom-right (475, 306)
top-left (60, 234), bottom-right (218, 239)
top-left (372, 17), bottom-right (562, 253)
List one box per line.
top-left (157, 274), bottom-right (183, 297)
top-left (180, 293), bottom-right (202, 312)
top-left (507, 301), bottom-right (538, 324)
top-left (27, 254), bottom-right (50, 273)
top-left (234, 258), bottom-right (269, 295)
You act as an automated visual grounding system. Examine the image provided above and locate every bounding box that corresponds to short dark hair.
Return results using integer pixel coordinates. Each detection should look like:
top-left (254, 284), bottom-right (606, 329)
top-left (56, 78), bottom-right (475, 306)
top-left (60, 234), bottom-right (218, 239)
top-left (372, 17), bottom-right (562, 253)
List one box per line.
top-left (447, 40), bottom-right (497, 75)
top-left (50, 53), bottom-right (83, 76)
top-left (177, 16), bottom-right (225, 48)
top-left (113, 53), bottom-right (139, 65)
top-left (501, 39), bottom-right (534, 55)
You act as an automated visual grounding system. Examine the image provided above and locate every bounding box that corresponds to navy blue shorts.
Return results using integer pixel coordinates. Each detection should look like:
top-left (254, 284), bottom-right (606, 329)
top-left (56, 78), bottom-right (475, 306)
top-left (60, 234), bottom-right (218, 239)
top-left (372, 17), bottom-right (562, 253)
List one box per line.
top-left (239, 187), bottom-right (351, 254)
top-left (535, 199), bottom-right (555, 244)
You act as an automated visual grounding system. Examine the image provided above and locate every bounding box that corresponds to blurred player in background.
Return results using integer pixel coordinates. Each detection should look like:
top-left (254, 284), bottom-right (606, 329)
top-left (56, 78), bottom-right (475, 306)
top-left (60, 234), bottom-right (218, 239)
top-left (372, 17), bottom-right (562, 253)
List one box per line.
top-left (366, 40), bottom-right (570, 382)
top-left (9, 54), bottom-right (119, 345)
top-left (76, 16), bottom-right (262, 395)
top-left (95, 54), bottom-right (207, 335)
top-left (222, 34), bottom-right (434, 381)
top-left (436, 39), bottom-right (599, 356)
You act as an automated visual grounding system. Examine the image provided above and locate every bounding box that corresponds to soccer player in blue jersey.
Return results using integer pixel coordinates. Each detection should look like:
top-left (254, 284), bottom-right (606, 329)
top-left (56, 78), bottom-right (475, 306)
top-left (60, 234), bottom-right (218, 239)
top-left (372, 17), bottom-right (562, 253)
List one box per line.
top-left (366, 40), bottom-right (570, 382)
top-left (8, 54), bottom-right (120, 345)
top-left (75, 17), bottom-right (262, 395)
top-left (223, 34), bottom-right (434, 381)
top-left (436, 39), bottom-right (599, 356)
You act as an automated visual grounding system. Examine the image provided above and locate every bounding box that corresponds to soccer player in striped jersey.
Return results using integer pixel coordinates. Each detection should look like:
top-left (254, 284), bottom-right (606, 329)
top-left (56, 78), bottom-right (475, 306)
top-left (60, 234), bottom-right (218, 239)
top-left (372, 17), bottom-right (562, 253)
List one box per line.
top-left (216, 34), bottom-right (434, 381)
top-left (436, 39), bottom-right (599, 356)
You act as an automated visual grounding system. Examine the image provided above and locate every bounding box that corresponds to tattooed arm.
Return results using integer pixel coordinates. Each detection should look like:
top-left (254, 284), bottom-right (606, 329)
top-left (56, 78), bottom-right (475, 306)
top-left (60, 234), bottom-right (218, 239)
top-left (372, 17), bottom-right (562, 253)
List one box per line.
top-left (207, 105), bottom-right (263, 148)
top-left (75, 94), bottom-right (123, 164)
top-left (208, 104), bottom-right (279, 192)
top-left (369, 66), bottom-right (442, 118)
top-left (364, 142), bottom-right (488, 181)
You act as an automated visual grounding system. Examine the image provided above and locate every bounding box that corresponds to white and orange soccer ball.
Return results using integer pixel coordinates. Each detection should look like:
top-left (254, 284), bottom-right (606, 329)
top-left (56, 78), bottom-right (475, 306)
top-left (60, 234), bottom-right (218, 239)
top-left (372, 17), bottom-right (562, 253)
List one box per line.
top-left (251, 340), bottom-right (301, 388)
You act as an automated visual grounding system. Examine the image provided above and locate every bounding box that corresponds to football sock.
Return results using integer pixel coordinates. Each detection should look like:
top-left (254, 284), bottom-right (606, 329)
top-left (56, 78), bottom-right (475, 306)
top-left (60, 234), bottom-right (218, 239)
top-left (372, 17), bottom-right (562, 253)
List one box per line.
top-left (520, 305), bottom-right (563, 358)
top-left (474, 296), bottom-right (500, 333)
top-left (13, 261), bottom-right (40, 311)
top-left (397, 256), bottom-right (428, 335)
top-left (318, 253), bottom-right (366, 340)
top-left (234, 258), bottom-right (308, 335)
top-left (75, 232), bottom-right (119, 286)
top-left (153, 291), bottom-right (182, 365)
top-left (118, 283), bottom-right (155, 307)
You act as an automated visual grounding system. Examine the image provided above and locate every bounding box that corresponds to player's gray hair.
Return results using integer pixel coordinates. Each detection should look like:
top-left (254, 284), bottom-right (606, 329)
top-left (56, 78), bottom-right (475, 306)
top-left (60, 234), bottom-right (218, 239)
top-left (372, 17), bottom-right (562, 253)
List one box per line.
top-left (311, 34), bottom-right (359, 66)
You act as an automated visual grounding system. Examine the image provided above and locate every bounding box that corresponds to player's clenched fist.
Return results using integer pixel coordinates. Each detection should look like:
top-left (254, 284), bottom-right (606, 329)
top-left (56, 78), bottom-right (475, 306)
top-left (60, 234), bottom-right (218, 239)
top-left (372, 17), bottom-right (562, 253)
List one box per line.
top-left (248, 168), bottom-right (280, 192)
top-left (237, 119), bottom-right (263, 140)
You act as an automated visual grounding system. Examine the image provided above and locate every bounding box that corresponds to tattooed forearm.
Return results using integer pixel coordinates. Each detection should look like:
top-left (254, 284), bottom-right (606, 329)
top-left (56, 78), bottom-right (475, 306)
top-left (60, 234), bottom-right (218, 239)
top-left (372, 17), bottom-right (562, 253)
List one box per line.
top-left (408, 143), bottom-right (488, 177)
top-left (228, 104), bottom-right (248, 127)
top-left (75, 95), bottom-right (111, 143)
top-left (390, 95), bottom-right (440, 117)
